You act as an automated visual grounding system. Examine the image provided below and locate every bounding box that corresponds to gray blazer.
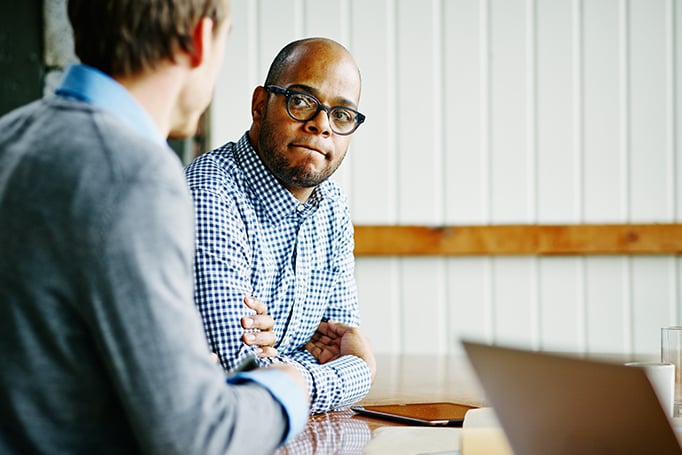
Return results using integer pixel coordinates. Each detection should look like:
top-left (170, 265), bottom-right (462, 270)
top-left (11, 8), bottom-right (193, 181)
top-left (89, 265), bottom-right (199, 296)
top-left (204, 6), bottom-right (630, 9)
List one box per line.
top-left (0, 96), bottom-right (289, 454)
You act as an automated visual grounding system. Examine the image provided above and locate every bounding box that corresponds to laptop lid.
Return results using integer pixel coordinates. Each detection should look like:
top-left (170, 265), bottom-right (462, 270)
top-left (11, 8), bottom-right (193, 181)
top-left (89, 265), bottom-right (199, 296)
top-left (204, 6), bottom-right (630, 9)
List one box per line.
top-left (462, 340), bottom-right (682, 455)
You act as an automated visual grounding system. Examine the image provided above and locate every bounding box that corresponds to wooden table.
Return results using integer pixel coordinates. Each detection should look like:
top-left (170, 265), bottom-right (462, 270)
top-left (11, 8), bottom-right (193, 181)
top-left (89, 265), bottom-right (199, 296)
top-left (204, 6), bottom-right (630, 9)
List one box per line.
top-left (273, 351), bottom-right (646, 454)
top-left (273, 354), bottom-right (487, 454)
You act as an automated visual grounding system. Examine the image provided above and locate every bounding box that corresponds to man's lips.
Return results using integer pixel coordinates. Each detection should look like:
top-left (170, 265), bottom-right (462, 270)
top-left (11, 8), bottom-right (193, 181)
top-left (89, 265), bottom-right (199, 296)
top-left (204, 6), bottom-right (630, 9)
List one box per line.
top-left (290, 143), bottom-right (326, 156)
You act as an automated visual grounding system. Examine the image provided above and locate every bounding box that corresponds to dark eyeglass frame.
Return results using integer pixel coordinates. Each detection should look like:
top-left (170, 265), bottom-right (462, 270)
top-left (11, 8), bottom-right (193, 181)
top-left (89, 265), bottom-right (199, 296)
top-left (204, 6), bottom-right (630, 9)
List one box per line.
top-left (264, 85), bottom-right (366, 136)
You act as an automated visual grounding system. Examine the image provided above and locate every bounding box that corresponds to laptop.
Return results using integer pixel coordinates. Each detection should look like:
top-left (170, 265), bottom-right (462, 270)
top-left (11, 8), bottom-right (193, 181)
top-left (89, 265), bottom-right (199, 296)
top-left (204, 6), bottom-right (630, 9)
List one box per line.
top-left (462, 340), bottom-right (682, 455)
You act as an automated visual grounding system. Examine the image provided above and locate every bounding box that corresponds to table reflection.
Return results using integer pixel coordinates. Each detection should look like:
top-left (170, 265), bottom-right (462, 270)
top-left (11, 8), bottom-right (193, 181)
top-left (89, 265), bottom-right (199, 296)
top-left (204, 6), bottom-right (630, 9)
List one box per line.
top-left (273, 409), bottom-right (372, 455)
top-left (273, 354), bottom-right (484, 454)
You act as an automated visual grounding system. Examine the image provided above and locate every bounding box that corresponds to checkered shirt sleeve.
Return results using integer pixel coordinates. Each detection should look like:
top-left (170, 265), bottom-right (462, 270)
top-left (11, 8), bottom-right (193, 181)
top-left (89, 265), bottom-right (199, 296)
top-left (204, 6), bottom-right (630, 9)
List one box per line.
top-left (185, 134), bottom-right (372, 414)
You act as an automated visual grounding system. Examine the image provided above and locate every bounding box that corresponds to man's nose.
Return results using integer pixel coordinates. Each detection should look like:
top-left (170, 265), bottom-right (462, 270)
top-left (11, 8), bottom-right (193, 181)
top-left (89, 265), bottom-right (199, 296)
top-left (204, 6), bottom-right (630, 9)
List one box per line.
top-left (303, 108), bottom-right (332, 137)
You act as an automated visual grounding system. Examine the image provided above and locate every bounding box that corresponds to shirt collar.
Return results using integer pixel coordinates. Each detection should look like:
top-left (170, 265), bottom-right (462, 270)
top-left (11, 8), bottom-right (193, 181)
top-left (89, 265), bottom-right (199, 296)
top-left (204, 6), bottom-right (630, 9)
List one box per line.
top-left (55, 64), bottom-right (166, 146)
top-left (234, 133), bottom-right (326, 224)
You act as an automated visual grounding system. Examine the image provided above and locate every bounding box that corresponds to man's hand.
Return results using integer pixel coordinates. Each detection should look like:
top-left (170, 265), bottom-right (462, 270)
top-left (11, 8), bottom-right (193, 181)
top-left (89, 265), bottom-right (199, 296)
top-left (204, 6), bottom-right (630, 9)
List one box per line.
top-left (241, 296), bottom-right (278, 357)
top-left (304, 320), bottom-right (376, 381)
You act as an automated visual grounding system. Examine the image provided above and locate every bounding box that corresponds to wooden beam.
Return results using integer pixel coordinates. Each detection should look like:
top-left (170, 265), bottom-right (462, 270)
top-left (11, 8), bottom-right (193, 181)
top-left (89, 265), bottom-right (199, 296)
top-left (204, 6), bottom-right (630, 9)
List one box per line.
top-left (353, 224), bottom-right (682, 256)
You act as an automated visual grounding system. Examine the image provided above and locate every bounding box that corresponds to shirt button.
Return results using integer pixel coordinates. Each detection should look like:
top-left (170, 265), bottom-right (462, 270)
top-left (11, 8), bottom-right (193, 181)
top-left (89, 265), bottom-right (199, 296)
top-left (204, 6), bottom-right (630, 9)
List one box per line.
top-left (296, 204), bottom-right (305, 212)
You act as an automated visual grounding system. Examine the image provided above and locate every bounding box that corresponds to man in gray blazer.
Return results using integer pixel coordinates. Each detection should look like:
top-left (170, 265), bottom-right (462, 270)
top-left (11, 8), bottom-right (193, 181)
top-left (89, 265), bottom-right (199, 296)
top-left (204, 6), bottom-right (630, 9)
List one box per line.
top-left (0, 0), bottom-right (308, 454)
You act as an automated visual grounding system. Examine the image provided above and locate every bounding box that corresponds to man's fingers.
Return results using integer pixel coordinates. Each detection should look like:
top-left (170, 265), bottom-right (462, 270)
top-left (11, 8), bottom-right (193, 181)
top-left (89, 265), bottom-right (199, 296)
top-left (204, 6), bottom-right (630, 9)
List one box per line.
top-left (304, 341), bottom-right (320, 356)
top-left (305, 342), bottom-right (339, 364)
top-left (325, 320), bottom-right (354, 336)
top-left (242, 314), bottom-right (275, 330)
top-left (317, 320), bottom-right (353, 338)
top-left (243, 330), bottom-right (276, 348)
top-left (244, 296), bottom-right (267, 314)
top-left (309, 333), bottom-right (335, 346)
top-left (256, 346), bottom-right (278, 358)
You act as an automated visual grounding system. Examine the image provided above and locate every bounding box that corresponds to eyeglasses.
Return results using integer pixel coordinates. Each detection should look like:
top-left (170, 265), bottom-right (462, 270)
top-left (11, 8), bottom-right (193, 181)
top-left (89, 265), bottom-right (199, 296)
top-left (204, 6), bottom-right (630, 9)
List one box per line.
top-left (265, 85), bottom-right (366, 136)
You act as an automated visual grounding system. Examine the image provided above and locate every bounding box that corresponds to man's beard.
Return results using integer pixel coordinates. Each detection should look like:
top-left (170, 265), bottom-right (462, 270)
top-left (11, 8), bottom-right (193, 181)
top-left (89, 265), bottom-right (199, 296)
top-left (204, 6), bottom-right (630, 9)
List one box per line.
top-left (257, 123), bottom-right (345, 188)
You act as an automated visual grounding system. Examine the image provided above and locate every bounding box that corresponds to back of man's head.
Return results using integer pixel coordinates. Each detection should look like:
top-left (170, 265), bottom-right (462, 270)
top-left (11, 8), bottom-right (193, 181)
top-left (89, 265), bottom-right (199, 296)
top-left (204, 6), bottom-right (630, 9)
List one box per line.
top-left (67, 0), bottom-right (229, 78)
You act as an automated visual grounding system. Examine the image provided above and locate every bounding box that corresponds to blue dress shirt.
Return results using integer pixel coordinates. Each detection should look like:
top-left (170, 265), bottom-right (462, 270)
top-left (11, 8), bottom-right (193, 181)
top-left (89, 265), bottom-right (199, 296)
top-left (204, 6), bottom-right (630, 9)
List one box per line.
top-left (56, 64), bottom-right (165, 146)
top-left (185, 133), bottom-right (372, 414)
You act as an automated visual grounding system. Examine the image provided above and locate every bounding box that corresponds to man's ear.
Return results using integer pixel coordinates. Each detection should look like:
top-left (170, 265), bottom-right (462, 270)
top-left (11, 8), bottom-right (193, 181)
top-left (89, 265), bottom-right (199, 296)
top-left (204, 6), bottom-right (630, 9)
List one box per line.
top-left (189, 17), bottom-right (214, 68)
top-left (251, 86), bottom-right (268, 123)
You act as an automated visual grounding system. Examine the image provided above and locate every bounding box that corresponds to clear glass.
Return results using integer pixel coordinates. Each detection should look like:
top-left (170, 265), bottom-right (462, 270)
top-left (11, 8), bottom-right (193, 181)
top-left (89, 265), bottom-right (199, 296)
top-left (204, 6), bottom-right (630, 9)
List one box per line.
top-left (661, 326), bottom-right (682, 417)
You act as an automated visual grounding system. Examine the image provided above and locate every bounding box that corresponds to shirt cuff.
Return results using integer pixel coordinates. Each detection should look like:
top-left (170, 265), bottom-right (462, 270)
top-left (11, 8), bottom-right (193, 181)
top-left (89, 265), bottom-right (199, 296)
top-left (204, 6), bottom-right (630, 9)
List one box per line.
top-left (228, 369), bottom-right (309, 443)
top-left (327, 354), bottom-right (373, 398)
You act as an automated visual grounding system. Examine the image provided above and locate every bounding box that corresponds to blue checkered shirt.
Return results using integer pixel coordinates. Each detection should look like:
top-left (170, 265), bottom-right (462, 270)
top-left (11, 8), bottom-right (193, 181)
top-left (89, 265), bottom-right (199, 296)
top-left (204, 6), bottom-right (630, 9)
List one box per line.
top-left (185, 133), bottom-right (372, 414)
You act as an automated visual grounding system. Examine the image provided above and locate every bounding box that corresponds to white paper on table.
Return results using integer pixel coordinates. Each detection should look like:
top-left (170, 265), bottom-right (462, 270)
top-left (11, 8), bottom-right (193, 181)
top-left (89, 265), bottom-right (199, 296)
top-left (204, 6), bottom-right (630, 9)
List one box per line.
top-left (460, 407), bottom-right (513, 455)
top-left (363, 426), bottom-right (461, 455)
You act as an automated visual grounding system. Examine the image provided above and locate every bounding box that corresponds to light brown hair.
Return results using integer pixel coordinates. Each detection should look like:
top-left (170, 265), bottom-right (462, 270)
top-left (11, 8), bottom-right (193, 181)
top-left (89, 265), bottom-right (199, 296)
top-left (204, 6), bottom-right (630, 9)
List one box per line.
top-left (68, 0), bottom-right (228, 77)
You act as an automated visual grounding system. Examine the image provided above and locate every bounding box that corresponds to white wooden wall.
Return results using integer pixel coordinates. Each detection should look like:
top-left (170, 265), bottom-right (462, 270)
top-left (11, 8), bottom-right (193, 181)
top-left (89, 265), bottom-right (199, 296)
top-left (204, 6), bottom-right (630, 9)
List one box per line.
top-left (211, 0), bottom-right (682, 356)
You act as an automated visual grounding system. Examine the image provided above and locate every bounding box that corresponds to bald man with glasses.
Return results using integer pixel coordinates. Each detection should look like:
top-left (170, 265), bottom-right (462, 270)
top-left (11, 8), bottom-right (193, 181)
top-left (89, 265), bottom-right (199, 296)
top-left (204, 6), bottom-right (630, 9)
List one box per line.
top-left (185, 37), bottom-right (376, 415)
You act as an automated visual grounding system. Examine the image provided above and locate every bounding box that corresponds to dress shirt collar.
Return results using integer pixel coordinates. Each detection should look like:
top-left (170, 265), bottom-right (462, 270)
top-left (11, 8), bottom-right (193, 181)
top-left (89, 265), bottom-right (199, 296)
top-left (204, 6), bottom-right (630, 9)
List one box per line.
top-left (55, 64), bottom-right (166, 146)
top-left (234, 133), bottom-right (326, 225)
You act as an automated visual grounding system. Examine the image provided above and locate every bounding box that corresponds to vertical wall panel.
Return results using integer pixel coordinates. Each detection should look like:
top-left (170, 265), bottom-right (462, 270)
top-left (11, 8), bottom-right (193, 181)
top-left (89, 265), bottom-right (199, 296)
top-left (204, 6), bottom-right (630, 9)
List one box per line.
top-left (572, 0), bottom-right (585, 221)
top-left (629, 0), bottom-right (669, 221)
top-left (349, 0), bottom-right (397, 223)
top-left (619, 0), bottom-right (631, 222)
top-left (631, 257), bottom-right (675, 353)
top-left (303, 0), bottom-right (347, 41)
top-left (584, 257), bottom-right (628, 353)
top-left (443, 0), bottom-right (486, 224)
top-left (677, 258), bottom-right (682, 322)
top-left (539, 258), bottom-right (584, 351)
top-left (492, 258), bottom-right (537, 348)
top-left (526, 0), bottom-right (538, 223)
top-left (668, 0), bottom-right (682, 223)
top-left (536, 0), bottom-right (577, 223)
top-left (258, 0), bottom-right (300, 78)
top-left (211, 0), bottom-right (254, 147)
top-left (489, 0), bottom-right (530, 223)
top-left (356, 258), bottom-right (401, 353)
top-left (396, 0), bottom-right (443, 224)
top-left (663, 0), bottom-right (677, 223)
top-left (446, 257), bottom-right (494, 350)
top-left (671, 257), bottom-right (681, 323)
top-left (582, 0), bottom-right (623, 222)
top-left (400, 258), bottom-right (448, 354)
